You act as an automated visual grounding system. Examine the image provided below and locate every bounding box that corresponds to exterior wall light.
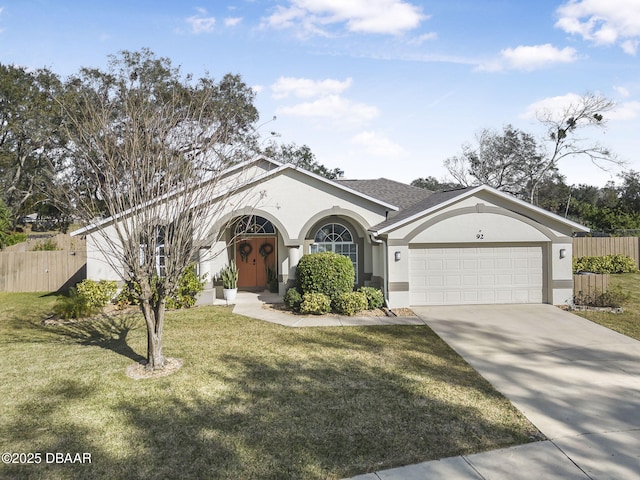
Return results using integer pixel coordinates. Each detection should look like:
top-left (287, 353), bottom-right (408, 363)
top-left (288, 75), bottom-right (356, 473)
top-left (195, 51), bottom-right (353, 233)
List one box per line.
top-left (560, 248), bottom-right (567, 259)
top-left (394, 251), bottom-right (401, 262)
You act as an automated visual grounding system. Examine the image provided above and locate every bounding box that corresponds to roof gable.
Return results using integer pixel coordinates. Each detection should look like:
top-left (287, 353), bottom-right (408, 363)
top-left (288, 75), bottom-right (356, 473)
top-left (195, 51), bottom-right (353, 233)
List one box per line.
top-left (369, 185), bottom-right (589, 235)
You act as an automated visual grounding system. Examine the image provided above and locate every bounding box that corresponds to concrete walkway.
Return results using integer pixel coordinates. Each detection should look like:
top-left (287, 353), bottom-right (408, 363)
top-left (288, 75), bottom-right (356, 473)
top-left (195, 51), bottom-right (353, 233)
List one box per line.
top-left (198, 292), bottom-right (640, 479)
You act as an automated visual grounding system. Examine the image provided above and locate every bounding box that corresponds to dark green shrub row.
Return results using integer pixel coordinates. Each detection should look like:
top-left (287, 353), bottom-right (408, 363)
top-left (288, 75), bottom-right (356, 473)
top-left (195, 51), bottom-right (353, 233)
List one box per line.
top-left (573, 254), bottom-right (638, 274)
top-left (284, 286), bottom-right (384, 316)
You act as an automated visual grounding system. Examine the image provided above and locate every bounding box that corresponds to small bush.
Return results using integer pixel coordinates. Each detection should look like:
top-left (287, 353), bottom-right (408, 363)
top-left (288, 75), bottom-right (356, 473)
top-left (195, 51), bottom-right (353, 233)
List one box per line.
top-left (299, 292), bottom-right (331, 315)
top-left (75, 279), bottom-right (118, 310)
top-left (53, 288), bottom-right (95, 319)
top-left (284, 287), bottom-right (303, 311)
top-left (32, 238), bottom-right (59, 251)
top-left (573, 254), bottom-right (638, 274)
top-left (296, 252), bottom-right (354, 300)
top-left (115, 266), bottom-right (206, 310)
top-left (574, 286), bottom-right (631, 309)
top-left (358, 286), bottom-right (384, 310)
top-left (3, 232), bottom-right (27, 248)
top-left (166, 267), bottom-right (207, 309)
top-left (333, 291), bottom-right (368, 316)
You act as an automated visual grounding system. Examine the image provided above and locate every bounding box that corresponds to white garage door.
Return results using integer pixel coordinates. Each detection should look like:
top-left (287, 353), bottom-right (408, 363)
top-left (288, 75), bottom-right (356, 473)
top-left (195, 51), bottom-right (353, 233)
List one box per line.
top-left (409, 246), bottom-right (543, 305)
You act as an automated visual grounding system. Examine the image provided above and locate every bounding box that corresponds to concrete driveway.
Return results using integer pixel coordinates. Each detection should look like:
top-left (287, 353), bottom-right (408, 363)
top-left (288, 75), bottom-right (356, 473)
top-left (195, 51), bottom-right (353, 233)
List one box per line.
top-left (412, 304), bottom-right (640, 479)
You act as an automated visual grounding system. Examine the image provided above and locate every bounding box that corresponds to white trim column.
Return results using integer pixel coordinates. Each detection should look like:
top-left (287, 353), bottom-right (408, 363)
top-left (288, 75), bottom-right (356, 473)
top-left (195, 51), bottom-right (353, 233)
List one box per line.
top-left (288, 245), bottom-right (301, 281)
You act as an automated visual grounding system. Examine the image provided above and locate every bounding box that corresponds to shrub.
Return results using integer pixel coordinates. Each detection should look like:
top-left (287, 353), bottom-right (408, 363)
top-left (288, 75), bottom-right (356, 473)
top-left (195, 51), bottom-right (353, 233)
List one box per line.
top-left (115, 266), bottom-right (206, 310)
top-left (333, 291), bottom-right (368, 316)
top-left (574, 286), bottom-right (631, 308)
top-left (296, 252), bottom-right (354, 300)
top-left (299, 292), bottom-right (331, 315)
top-left (53, 288), bottom-right (95, 319)
top-left (358, 286), bottom-right (384, 310)
top-left (166, 267), bottom-right (207, 309)
top-left (573, 254), bottom-right (638, 274)
top-left (32, 238), bottom-right (59, 251)
top-left (75, 279), bottom-right (118, 310)
top-left (284, 287), bottom-right (303, 311)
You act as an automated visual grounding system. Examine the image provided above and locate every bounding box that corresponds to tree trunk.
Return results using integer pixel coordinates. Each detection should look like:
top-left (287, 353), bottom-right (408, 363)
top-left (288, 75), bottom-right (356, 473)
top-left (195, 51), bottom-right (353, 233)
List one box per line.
top-left (140, 298), bottom-right (167, 370)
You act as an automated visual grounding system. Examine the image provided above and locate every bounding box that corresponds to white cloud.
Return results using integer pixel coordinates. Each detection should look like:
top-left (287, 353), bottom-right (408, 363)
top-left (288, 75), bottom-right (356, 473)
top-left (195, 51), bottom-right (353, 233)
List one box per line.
top-left (186, 8), bottom-right (216, 34)
top-left (614, 85), bottom-right (631, 97)
top-left (264, 0), bottom-right (427, 36)
top-left (521, 92), bottom-right (639, 122)
top-left (271, 77), bottom-right (353, 99)
top-left (351, 131), bottom-right (406, 157)
top-left (277, 95), bottom-right (379, 125)
top-left (408, 32), bottom-right (438, 45)
top-left (520, 93), bottom-right (585, 120)
top-left (556, 0), bottom-right (640, 55)
top-left (608, 101), bottom-right (640, 121)
top-left (478, 44), bottom-right (579, 72)
top-left (224, 17), bottom-right (242, 27)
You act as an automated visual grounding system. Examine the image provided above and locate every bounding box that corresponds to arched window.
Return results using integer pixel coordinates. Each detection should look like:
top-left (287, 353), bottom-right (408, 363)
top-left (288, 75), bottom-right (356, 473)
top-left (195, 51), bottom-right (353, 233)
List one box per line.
top-left (311, 223), bottom-right (357, 282)
top-left (234, 215), bottom-right (275, 235)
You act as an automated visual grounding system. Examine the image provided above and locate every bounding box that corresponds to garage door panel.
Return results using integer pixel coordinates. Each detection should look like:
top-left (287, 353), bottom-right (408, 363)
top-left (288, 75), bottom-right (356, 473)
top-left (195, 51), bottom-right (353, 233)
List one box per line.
top-left (410, 246), bottom-right (544, 305)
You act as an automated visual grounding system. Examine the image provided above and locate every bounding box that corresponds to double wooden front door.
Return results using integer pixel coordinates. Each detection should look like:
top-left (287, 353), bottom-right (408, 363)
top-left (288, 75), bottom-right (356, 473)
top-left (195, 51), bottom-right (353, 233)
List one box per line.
top-left (236, 237), bottom-right (276, 289)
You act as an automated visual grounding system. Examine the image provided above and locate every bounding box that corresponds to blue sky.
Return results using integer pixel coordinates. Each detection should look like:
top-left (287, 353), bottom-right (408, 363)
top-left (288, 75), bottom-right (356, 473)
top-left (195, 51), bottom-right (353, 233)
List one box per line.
top-left (1, 0), bottom-right (639, 187)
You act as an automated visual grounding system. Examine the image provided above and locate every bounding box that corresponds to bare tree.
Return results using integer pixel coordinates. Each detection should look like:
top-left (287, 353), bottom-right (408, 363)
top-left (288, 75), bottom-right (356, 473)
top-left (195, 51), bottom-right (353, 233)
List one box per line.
top-left (444, 94), bottom-right (623, 204)
top-left (533, 92), bottom-right (622, 203)
top-left (57, 50), bottom-right (261, 370)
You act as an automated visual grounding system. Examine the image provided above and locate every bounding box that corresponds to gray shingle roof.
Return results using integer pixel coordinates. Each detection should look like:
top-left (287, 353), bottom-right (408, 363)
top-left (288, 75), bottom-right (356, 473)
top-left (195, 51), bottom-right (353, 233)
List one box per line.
top-left (368, 187), bottom-right (476, 232)
top-left (336, 178), bottom-right (433, 210)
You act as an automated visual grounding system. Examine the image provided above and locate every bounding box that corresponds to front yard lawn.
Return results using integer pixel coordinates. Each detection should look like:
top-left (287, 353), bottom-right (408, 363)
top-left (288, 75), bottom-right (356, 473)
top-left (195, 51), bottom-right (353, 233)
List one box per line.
top-left (0, 292), bottom-right (541, 479)
top-left (574, 272), bottom-right (640, 341)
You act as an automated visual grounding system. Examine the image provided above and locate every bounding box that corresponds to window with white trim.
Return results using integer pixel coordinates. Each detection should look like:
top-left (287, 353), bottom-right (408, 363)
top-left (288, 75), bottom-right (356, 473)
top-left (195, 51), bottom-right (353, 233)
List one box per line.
top-left (310, 223), bottom-right (357, 283)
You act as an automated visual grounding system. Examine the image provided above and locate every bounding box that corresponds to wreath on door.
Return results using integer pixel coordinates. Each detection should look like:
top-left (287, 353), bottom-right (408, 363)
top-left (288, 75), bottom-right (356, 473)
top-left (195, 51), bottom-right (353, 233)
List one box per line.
top-left (238, 242), bottom-right (252, 262)
top-left (259, 242), bottom-right (274, 260)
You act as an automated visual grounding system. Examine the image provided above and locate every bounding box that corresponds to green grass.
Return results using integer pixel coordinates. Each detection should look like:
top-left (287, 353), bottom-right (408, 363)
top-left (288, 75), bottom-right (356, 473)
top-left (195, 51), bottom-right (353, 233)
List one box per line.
top-left (574, 273), bottom-right (640, 340)
top-left (0, 292), bottom-right (541, 479)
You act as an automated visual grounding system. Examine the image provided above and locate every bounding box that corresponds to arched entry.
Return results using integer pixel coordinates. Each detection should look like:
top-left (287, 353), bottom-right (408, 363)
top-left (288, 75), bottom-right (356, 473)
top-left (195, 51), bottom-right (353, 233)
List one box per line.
top-left (234, 215), bottom-right (277, 290)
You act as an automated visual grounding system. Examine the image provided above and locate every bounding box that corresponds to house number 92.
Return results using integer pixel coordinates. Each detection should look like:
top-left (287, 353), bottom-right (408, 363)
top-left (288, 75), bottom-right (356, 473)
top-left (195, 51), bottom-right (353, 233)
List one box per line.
top-left (476, 231), bottom-right (484, 240)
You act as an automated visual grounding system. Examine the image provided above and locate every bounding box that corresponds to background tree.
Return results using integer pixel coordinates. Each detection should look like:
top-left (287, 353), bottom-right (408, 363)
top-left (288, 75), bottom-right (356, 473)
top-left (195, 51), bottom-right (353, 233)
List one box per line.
top-left (410, 176), bottom-right (461, 191)
top-left (263, 142), bottom-right (344, 179)
top-left (0, 64), bottom-right (66, 226)
top-left (56, 50), bottom-right (261, 370)
top-left (443, 125), bottom-right (551, 201)
top-left (441, 94), bottom-right (621, 205)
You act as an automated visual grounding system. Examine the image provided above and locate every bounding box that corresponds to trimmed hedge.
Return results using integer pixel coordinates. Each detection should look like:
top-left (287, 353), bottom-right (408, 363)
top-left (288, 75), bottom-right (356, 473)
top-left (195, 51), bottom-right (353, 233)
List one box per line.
top-left (358, 286), bottom-right (384, 309)
top-left (284, 287), bottom-right (303, 311)
top-left (573, 254), bottom-right (638, 274)
top-left (296, 252), bottom-right (354, 300)
top-left (333, 291), bottom-right (368, 316)
top-left (75, 279), bottom-right (118, 310)
top-left (299, 292), bottom-right (331, 315)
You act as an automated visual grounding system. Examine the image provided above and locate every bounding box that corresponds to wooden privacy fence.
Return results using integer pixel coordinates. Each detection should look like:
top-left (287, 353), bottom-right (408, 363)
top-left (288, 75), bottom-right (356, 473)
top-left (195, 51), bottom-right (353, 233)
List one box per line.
top-left (573, 273), bottom-right (610, 299)
top-left (0, 234), bottom-right (86, 292)
top-left (573, 236), bottom-right (640, 267)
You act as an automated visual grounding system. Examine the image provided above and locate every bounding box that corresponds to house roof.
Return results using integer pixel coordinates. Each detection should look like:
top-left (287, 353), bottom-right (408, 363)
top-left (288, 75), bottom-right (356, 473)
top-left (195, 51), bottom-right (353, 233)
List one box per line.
top-left (368, 184), bottom-right (589, 235)
top-left (335, 178), bottom-right (432, 210)
top-left (71, 156), bottom-right (399, 236)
